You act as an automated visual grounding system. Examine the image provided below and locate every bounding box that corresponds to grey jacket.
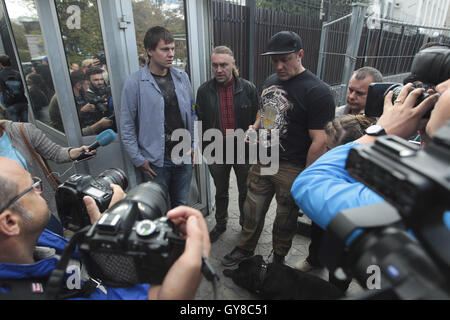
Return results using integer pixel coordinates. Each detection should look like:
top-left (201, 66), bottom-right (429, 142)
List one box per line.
top-left (120, 66), bottom-right (194, 168)
top-left (0, 120), bottom-right (72, 216)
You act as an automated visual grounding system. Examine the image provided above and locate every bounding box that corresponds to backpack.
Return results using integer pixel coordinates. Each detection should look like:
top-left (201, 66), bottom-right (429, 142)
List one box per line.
top-left (2, 72), bottom-right (24, 106)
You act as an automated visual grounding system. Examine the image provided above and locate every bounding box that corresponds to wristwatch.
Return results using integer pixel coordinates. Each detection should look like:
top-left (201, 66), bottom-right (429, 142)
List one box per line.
top-left (365, 124), bottom-right (386, 136)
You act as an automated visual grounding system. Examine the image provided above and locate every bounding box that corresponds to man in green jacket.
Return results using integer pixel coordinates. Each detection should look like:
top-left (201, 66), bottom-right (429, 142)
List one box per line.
top-left (196, 46), bottom-right (259, 243)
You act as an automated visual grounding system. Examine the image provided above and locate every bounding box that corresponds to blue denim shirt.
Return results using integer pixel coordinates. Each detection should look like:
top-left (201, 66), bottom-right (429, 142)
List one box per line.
top-left (120, 66), bottom-right (194, 168)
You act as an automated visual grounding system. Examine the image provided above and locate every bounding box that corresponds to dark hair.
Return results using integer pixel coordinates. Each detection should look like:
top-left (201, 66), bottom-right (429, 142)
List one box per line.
top-left (0, 55), bottom-right (12, 67)
top-left (138, 56), bottom-right (147, 65)
top-left (70, 70), bottom-right (87, 87)
top-left (325, 114), bottom-right (376, 147)
top-left (85, 67), bottom-right (104, 79)
top-left (143, 26), bottom-right (174, 51)
top-left (26, 72), bottom-right (45, 87)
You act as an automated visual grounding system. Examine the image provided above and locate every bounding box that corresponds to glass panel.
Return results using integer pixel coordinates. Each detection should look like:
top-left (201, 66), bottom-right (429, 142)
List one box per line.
top-left (54, 0), bottom-right (116, 136)
top-left (131, 0), bottom-right (188, 73)
top-left (3, 0), bottom-right (56, 127)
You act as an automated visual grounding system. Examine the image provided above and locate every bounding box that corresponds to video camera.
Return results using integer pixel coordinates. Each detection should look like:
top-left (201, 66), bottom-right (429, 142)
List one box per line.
top-left (365, 45), bottom-right (450, 118)
top-left (319, 121), bottom-right (450, 299)
top-left (56, 168), bottom-right (128, 231)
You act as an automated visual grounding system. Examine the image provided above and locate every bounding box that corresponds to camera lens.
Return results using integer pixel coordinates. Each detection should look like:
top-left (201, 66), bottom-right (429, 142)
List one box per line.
top-left (97, 168), bottom-right (129, 191)
top-left (125, 182), bottom-right (168, 220)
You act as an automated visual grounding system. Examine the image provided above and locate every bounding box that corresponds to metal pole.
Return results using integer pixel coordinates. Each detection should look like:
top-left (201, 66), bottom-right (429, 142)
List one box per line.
top-left (316, 24), bottom-right (328, 79)
top-left (394, 25), bottom-right (405, 75)
top-left (341, 3), bottom-right (368, 99)
top-left (247, 0), bottom-right (255, 83)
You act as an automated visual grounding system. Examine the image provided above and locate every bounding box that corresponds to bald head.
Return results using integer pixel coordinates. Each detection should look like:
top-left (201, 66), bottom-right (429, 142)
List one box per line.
top-left (0, 156), bottom-right (49, 232)
top-left (0, 156), bottom-right (27, 182)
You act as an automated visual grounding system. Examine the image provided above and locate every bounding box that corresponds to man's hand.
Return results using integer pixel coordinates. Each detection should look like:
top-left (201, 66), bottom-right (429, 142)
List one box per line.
top-left (377, 83), bottom-right (438, 137)
top-left (167, 206), bottom-right (211, 259)
top-left (245, 124), bottom-right (258, 144)
top-left (69, 145), bottom-right (96, 160)
top-left (356, 83), bottom-right (438, 145)
top-left (83, 184), bottom-right (126, 223)
top-left (140, 160), bottom-right (158, 179)
top-left (148, 206), bottom-right (210, 300)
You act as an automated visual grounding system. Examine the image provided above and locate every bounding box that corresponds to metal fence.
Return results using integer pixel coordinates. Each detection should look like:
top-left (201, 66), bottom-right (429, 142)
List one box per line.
top-left (318, 5), bottom-right (450, 104)
top-left (212, 0), bottom-right (450, 103)
top-left (212, 0), bottom-right (329, 92)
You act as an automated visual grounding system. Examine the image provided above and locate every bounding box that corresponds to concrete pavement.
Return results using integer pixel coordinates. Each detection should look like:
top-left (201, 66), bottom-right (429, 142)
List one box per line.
top-left (195, 170), bottom-right (364, 300)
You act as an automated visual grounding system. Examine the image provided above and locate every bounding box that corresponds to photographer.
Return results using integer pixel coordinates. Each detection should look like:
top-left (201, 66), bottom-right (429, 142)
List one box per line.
top-left (84, 67), bottom-right (113, 121)
top-left (291, 81), bottom-right (443, 231)
top-left (0, 156), bottom-right (210, 300)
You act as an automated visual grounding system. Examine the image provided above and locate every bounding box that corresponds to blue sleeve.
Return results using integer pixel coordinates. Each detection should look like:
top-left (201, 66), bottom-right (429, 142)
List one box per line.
top-left (291, 142), bottom-right (385, 230)
top-left (119, 74), bottom-right (146, 168)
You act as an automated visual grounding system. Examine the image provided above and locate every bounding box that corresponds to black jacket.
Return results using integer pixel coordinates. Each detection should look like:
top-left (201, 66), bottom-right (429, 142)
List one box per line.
top-left (196, 75), bottom-right (259, 135)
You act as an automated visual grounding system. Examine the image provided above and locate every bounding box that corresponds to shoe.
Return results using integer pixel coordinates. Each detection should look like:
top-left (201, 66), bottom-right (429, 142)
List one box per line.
top-left (273, 253), bottom-right (285, 264)
top-left (209, 225), bottom-right (226, 243)
top-left (222, 247), bottom-right (253, 267)
top-left (294, 259), bottom-right (320, 272)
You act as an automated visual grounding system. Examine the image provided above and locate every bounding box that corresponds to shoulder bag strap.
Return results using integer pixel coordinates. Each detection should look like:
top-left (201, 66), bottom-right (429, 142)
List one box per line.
top-left (19, 123), bottom-right (60, 188)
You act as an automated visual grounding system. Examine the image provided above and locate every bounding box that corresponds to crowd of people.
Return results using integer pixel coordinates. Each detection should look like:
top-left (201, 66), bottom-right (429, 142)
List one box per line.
top-left (0, 24), bottom-right (448, 300)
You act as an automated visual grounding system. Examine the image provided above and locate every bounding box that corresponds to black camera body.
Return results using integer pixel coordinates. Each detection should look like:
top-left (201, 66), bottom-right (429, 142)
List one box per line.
top-left (55, 168), bottom-right (128, 231)
top-left (319, 122), bottom-right (450, 299)
top-left (78, 181), bottom-right (185, 286)
top-left (365, 45), bottom-right (449, 118)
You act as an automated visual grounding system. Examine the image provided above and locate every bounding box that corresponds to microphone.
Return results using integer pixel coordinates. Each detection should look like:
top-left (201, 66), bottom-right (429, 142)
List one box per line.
top-left (75, 129), bottom-right (117, 161)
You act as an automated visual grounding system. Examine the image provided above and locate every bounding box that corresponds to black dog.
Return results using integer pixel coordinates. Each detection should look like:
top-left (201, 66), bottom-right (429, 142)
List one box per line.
top-left (223, 255), bottom-right (344, 300)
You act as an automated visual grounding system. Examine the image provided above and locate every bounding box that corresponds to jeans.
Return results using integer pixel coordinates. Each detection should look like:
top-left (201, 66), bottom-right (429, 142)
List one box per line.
top-left (145, 158), bottom-right (193, 209)
top-left (208, 163), bottom-right (250, 227)
top-left (6, 102), bottom-right (28, 122)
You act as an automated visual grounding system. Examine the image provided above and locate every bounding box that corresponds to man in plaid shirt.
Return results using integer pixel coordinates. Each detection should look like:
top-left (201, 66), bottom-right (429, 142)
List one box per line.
top-left (196, 46), bottom-right (259, 243)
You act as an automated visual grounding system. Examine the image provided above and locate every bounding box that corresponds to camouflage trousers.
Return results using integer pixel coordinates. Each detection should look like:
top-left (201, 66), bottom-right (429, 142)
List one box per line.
top-left (237, 161), bottom-right (304, 257)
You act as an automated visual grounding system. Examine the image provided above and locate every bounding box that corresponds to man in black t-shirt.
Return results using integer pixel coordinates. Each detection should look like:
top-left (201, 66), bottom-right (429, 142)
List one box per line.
top-left (223, 31), bottom-right (335, 266)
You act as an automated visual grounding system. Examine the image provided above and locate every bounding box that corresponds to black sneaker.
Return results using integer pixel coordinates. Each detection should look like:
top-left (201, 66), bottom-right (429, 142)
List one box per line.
top-left (209, 225), bottom-right (226, 243)
top-left (222, 247), bottom-right (253, 267)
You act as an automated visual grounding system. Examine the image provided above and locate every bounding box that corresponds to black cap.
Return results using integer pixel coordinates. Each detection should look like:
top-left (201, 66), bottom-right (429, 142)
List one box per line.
top-left (261, 31), bottom-right (303, 56)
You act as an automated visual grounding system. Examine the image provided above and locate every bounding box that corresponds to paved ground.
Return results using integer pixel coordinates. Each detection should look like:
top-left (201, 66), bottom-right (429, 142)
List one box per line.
top-left (195, 171), bottom-right (364, 300)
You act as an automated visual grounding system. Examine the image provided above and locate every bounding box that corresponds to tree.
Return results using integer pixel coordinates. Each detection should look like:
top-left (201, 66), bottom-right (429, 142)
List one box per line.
top-left (132, 0), bottom-right (187, 66)
top-left (54, 0), bottom-right (105, 67)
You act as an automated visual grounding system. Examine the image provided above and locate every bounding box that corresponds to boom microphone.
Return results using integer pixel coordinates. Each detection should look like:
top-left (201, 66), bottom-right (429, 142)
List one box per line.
top-left (75, 129), bottom-right (117, 161)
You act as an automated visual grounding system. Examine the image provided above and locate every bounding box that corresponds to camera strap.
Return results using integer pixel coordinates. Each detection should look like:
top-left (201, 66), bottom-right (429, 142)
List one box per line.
top-left (46, 226), bottom-right (101, 300)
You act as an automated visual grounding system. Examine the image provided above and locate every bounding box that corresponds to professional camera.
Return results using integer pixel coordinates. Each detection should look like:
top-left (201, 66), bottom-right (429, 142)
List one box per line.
top-left (365, 45), bottom-right (450, 118)
top-left (78, 181), bottom-right (185, 286)
top-left (55, 168), bottom-right (128, 231)
top-left (319, 121), bottom-right (450, 299)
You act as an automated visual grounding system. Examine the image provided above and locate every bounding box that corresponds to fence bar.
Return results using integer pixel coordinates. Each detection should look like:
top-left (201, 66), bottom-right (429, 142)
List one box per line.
top-left (247, 0), bottom-right (255, 83)
top-left (341, 3), bottom-right (367, 103)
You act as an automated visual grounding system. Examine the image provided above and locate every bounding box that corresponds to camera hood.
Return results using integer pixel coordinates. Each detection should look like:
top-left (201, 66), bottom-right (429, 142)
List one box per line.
top-left (411, 46), bottom-right (450, 86)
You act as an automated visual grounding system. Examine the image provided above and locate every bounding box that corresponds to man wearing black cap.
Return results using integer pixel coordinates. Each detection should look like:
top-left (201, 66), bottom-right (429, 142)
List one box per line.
top-left (222, 31), bottom-right (335, 266)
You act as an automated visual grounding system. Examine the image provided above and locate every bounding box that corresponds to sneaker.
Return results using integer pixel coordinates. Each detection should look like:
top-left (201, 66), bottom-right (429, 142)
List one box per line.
top-left (209, 225), bottom-right (226, 243)
top-left (222, 247), bottom-right (253, 267)
top-left (294, 259), bottom-right (321, 272)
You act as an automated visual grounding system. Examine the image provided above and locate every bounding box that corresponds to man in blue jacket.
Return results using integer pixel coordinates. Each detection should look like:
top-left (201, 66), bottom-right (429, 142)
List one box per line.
top-left (0, 156), bottom-right (210, 299)
top-left (120, 26), bottom-right (194, 208)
